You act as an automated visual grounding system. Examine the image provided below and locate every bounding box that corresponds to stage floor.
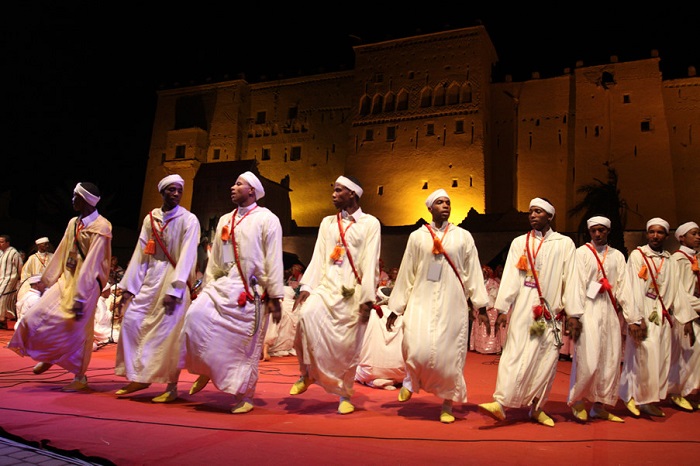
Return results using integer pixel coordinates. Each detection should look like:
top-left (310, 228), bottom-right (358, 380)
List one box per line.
top-left (1, 328), bottom-right (699, 465)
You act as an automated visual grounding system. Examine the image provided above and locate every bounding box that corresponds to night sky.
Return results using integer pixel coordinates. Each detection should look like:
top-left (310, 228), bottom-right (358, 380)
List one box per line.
top-left (5, 3), bottom-right (700, 234)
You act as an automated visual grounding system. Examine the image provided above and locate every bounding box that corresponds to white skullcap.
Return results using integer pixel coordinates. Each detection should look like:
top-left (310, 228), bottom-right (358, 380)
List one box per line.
top-left (529, 198), bottom-right (555, 218)
top-left (35, 237), bottom-right (49, 245)
top-left (425, 188), bottom-right (449, 208)
top-left (28, 274), bottom-right (42, 285)
top-left (376, 286), bottom-right (393, 302)
top-left (239, 171), bottom-right (265, 200)
top-left (675, 221), bottom-right (699, 241)
top-left (157, 174), bottom-right (184, 193)
top-left (646, 217), bottom-right (670, 233)
top-left (74, 183), bottom-right (100, 207)
top-left (587, 216), bottom-right (611, 229)
top-left (336, 176), bottom-right (363, 198)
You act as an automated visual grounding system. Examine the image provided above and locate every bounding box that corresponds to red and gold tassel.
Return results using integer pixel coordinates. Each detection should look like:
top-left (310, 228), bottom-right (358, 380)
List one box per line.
top-left (638, 264), bottom-right (648, 280)
top-left (330, 245), bottom-right (344, 262)
top-left (221, 225), bottom-right (230, 242)
top-left (144, 238), bottom-right (156, 255)
top-left (432, 237), bottom-right (445, 255)
top-left (692, 258), bottom-right (699, 273)
top-left (516, 254), bottom-right (528, 271)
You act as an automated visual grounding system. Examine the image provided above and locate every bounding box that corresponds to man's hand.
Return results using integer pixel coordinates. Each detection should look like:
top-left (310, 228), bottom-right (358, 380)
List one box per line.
top-left (567, 316), bottom-right (582, 343)
top-left (477, 308), bottom-right (491, 336)
top-left (386, 312), bottom-right (398, 331)
top-left (163, 294), bottom-right (177, 315)
top-left (629, 320), bottom-right (647, 346)
top-left (115, 290), bottom-right (133, 319)
top-left (267, 298), bottom-right (282, 324)
top-left (293, 290), bottom-right (310, 311)
top-left (496, 313), bottom-right (508, 329)
top-left (359, 302), bottom-right (372, 323)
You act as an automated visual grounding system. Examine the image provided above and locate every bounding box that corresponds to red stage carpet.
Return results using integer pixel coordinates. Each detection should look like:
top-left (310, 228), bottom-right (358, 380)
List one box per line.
top-left (1, 327), bottom-right (699, 465)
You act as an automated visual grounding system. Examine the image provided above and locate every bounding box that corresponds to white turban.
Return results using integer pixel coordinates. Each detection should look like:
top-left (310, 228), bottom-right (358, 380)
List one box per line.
top-left (35, 237), bottom-right (49, 245)
top-left (425, 189), bottom-right (449, 208)
top-left (529, 198), bottom-right (555, 218)
top-left (336, 176), bottom-right (363, 198)
top-left (675, 221), bottom-right (699, 241)
top-left (587, 216), bottom-right (611, 230)
top-left (239, 171), bottom-right (265, 200)
top-left (157, 174), bottom-right (184, 193)
top-left (74, 183), bottom-right (100, 207)
top-left (28, 274), bottom-right (42, 285)
top-left (646, 217), bottom-right (670, 233)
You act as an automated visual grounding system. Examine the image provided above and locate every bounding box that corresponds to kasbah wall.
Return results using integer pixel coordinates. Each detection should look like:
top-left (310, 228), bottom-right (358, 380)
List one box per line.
top-left (138, 25), bottom-right (700, 268)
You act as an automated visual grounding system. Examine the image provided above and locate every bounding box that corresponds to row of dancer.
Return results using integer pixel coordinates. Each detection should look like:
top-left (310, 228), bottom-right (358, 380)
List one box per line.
top-left (7, 176), bottom-right (700, 427)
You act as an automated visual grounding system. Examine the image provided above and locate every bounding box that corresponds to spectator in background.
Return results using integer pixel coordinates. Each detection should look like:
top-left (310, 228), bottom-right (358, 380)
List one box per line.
top-left (15, 275), bottom-right (46, 328)
top-left (18, 237), bottom-right (53, 302)
top-left (470, 265), bottom-right (504, 354)
top-left (0, 234), bottom-right (24, 328)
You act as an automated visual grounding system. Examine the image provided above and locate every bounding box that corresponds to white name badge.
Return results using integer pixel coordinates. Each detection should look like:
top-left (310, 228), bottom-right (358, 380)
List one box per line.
top-left (427, 260), bottom-right (442, 282)
top-left (586, 280), bottom-right (602, 299)
top-left (222, 242), bottom-right (234, 263)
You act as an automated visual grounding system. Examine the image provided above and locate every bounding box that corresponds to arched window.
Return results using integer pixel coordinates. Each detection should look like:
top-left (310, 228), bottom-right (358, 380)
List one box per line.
top-left (384, 91), bottom-right (396, 112)
top-left (433, 84), bottom-right (445, 107)
top-left (397, 89), bottom-right (409, 111)
top-left (359, 94), bottom-right (371, 116)
top-left (420, 87), bottom-right (433, 108)
top-left (446, 82), bottom-right (460, 105)
top-left (371, 94), bottom-right (384, 115)
top-left (460, 83), bottom-right (473, 103)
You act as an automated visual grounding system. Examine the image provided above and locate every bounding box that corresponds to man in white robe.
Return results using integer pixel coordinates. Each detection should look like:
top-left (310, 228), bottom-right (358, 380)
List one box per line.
top-left (355, 286), bottom-right (405, 391)
top-left (9, 182), bottom-right (112, 392)
top-left (567, 216), bottom-right (641, 422)
top-left (479, 197), bottom-right (579, 427)
top-left (387, 189), bottom-right (489, 423)
top-left (0, 234), bottom-right (23, 329)
top-left (263, 284), bottom-right (299, 359)
top-left (289, 175), bottom-right (381, 415)
top-left (182, 171), bottom-right (284, 414)
top-left (15, 274), bottom-right (46, 328)
top-left (17, 237), bottom-right (53, 302)
top-left (668, 221), bottom-right (700, 409)
top-left (619, 217), bottom-right (697, 417)
top-left (114, 174), bottom-right (200, 403)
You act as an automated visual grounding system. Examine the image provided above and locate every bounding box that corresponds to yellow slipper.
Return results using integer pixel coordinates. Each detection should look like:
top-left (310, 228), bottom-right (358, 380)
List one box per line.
top-left (231, 401), bottom-right (254, 414)
top-left (639, 404), bottom-right (665, 417)
top-left (624, 397), bottom-right (640, 416)
top-left (531, 408), bottom-right (555, 427)
top-left (478, 401), bottom-right (506, 421)
top-left (189, 376), bottom-right (210, 395)
top-left (33, 362), bottom-right (53, 375)
top-left (61, 378), bottom-right (88, 392)
top-left (152, 390), bottom-right (177, 403)
top-left (440, 411), bottom-right (455, 424)
top-left (398, 386), bottom-right (412, 402)
top-left (338, 397), bottom-right (355, 414)
top-left (670, 395), bottom-right (693, 411)
top-left (116, 382), bottom-right (151, 396)
top-left (289, 376), bottom-right (312, 395)
top-left (589, 405), bottom-right (624, 423)
top-left (571, 400), bottom-right (587, 421)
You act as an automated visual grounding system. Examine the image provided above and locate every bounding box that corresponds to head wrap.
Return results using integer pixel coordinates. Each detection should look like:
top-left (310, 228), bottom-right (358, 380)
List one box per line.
top-left (376, 286), bottom-right (393, 303)
top-left (586, 216), bottom-right (611, 230)
top-left (28, 274), bottom-right (42, 285)
top-left (646, 217), bottom-right (670, 233)
top-left (157, 174), bottom-right (184, 193)
top-left (529, 198), bottom-right (555, 218)
top-left (35, 237), bottom-right (49, 245)
top-left (425, 189), bottom-right (449, 209)
top-left (336, 176), bottom-right (363, 198)
top-left (675, 221), bottom-right (699, 241)
top-left (239, 171), bottom-right (265, 200)
top-left (73, 182), bottom-right (100, 207)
